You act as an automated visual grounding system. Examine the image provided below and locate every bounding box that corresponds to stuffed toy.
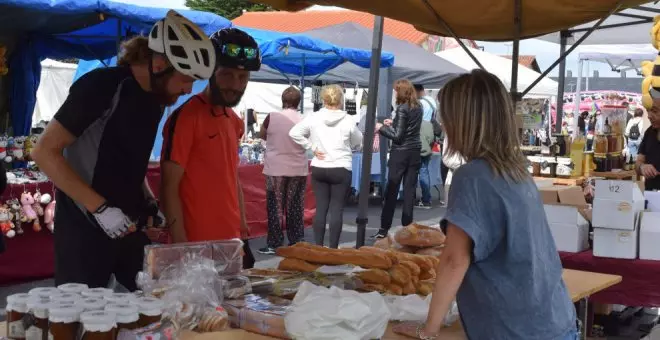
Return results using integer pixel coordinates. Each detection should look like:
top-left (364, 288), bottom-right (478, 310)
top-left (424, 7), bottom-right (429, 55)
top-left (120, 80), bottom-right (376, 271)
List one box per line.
top-left (40, 193), bottom-right (55, 233)
top-left (0, 206), bottom-right (15, 238)
top-left (641, 15), bottom-right (660, 109)
top-left (32, 191), bottom-right (44, 217)
top-left (0, 45), bottom-right (7, 76)
top-left (10, 136), bottom-right (26, 161)
top-left (24, 135), bottom-right (38, 161)
top-left (0, 135), bottom-right (8, 162)
top-left (6, 199), bottom-right (24, 235)
top-left (20, 192), bottom-right (41, 232)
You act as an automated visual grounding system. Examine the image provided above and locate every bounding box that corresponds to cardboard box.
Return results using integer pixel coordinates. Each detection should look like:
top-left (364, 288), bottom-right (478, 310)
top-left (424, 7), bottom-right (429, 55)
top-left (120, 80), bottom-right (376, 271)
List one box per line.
top-left (545, 205), bottom-right (590, 253)
top-left (592, 180), bottom-right (645, 230)
top-left (639, 212), bottom-right (660, 261)
top-left (539, 185), bottom-right (587, 205)
top-left (593, 226), bottom-right (639, 259)
top-left (646, 191), bottom-right (660, 212)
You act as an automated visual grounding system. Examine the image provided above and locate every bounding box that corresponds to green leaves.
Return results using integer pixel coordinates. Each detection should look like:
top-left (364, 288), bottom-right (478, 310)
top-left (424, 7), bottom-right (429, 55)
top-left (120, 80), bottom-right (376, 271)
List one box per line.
top-left (185, 0), bottom-right (274, 20)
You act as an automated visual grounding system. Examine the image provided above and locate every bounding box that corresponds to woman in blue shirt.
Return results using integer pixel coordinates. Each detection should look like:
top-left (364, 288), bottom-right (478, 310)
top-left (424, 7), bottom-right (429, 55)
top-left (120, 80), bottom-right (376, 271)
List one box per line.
top-left (399, 70), bottom-right (577, 340)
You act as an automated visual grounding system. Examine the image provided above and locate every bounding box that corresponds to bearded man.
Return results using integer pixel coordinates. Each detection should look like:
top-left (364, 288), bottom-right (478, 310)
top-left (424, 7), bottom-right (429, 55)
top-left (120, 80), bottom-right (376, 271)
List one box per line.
top-left (160, 28), bottom-right (261, 268)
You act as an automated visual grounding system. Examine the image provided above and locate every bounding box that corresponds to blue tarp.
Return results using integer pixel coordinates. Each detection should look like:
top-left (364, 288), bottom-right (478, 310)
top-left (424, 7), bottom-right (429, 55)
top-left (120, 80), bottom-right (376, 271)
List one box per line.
top-left (240, 27), bottom-right (394, 77)
top-left (5, 0), bottom-right (232, 136)
top-left (74, 27), bottom-right (395, 161)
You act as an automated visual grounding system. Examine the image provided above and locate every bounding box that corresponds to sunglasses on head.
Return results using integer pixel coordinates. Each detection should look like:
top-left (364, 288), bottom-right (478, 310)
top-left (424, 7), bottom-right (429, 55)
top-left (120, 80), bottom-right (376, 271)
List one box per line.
top-left (222, 43), bottom-right (258, 60)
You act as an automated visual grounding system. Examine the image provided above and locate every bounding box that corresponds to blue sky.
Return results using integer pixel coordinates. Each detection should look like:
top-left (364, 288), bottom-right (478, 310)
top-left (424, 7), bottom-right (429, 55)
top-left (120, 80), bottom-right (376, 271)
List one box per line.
top-left (117, 0), bottom-right (635, 79)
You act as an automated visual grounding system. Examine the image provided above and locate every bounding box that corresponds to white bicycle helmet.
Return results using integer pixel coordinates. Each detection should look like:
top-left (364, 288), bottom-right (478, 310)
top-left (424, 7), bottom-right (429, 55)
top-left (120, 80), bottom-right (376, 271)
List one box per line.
top-left (148, 10), bottom-right (215, 80)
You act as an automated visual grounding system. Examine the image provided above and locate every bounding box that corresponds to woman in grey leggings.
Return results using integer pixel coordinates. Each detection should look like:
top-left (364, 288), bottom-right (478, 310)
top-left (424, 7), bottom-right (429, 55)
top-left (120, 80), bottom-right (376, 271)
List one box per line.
top-left (289, 85), bottom-right (362, 248)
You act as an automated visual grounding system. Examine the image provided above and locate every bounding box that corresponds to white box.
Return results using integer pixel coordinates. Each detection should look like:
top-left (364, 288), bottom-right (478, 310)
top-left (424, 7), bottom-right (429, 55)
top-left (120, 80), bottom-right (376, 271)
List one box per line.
top-left (640, 212), bottom-right (660, 260)
top-left (549, 223), bottom-right (590, 253)
top-left (545, 205), bottom-right (590, 253)
top-left (593, 225), bottom-right (639, 259)
top-left (646, 191), bottom-right (660, 212)
top-left (592, 180), bottom-right (645, 230)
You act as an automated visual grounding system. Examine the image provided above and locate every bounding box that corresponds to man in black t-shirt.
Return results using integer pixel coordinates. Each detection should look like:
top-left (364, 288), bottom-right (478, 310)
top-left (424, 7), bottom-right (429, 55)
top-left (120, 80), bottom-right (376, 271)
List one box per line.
top-left (31, 11), bottom-right (215, 290)
top-left (638, 100), bottom-right (660, 191)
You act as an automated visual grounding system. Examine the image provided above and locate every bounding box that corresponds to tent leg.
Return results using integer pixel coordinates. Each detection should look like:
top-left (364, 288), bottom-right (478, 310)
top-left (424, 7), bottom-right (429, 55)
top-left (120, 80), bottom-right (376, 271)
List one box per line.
top-left (419, 0), bottom-right (484, 70)
top-left (300, 55), bottom-right (306, 113)
top-left (522, 1), bottom-right (623, 97)
top-left (356, 15), bottom-right (384, 248)
top-left (574, 59), bottom-right (583, 137)
top-left (510, 0), bottom-right (521, 99)
top-left (555, 31), bottom-right (568, 133)
top-left (586, 61), bottom-right (590, 91)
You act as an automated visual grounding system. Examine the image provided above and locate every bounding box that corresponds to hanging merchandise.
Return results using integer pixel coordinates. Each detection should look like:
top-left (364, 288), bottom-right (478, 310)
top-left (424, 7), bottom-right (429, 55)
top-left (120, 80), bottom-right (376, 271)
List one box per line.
top-left (20, 191), bottom-right (41, 232)
top-left (0, 206), bottom-right (15, 238)
top-left (9, 137), bottom-right (25, 162)
top-left (6, 199), bottom-right (24, 235)
top-left (344, 83), bottom-right (358, 116)
top-left (312, 81), bottom-right (323, 105)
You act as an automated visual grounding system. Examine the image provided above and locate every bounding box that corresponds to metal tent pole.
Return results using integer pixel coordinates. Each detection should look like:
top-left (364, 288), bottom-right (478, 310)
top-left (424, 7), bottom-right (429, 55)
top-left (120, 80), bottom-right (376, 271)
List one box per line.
top-left (356, 15), bottom-right (384, 248)
top-left (574, 59), bottom-right (583, 137)
top-left (555, 31), bottom-right (568, 133)
top-left (510, 0), bottom-right (522, 99)
top-left (300, 54), bottom-right (306, 113)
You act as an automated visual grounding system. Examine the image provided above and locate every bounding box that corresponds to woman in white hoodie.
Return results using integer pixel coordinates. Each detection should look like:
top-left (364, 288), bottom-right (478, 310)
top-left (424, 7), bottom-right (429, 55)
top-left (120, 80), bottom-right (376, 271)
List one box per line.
top-left (289, 85), bottom-right (363, 248)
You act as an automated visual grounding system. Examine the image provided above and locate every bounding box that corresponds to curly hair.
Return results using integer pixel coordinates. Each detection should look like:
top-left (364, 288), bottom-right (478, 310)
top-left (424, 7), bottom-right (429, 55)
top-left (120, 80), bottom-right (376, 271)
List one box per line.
top-left (394, 79), bottom-right (419, 108)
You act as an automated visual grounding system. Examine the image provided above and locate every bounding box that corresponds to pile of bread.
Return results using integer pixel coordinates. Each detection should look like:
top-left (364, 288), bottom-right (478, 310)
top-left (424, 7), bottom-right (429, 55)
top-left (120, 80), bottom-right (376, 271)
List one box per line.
top-left (374, 223), bottom-right (445, 257)
top-left (276, 225), bottom-right (444, 297)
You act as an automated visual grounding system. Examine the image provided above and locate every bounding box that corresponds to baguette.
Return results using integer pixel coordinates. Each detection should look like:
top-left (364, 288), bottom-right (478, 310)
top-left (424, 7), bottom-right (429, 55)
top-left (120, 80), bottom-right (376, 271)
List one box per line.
top-left (416, 281), bottom-right (434, 296)
top-left (361, 284), bottom-right (386, 293)
top-left (355, 269), bottom-right (391, 284)
top-left (385, 283), bottom-right (403, 295)
top-left (420, 269), bottom-right (436, 281)
top-left (276, 245), bottom-right (393, 270)
top-left (416, 246), bottom-right (444, 258)
top-left (277, 258), bottom-right (320, 272)
top-left (358, 246), bottom-right (399, 264)
top-left (389, 252), bottom-right (434, 272)
top-left (402, 281), bottom-right (416, 295)
top-left (388, 264), bottom-right (412, 286)
top-left (398, 260), bottom-right (421, 277)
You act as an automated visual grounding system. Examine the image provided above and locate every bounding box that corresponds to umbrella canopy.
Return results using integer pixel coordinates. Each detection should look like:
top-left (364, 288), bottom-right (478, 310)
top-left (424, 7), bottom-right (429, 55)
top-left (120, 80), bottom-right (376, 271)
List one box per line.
top-left (255, 0), bottom-right (649, 41)
top-left (435, 47), bottom-right (558, 97)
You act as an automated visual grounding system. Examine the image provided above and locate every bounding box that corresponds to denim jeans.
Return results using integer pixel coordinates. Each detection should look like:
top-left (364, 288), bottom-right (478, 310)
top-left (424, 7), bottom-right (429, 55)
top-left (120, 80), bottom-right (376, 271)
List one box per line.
top-left (418, 155), bottom-right (431, 204)
top-left (628, 139), bottom-right (641, 161)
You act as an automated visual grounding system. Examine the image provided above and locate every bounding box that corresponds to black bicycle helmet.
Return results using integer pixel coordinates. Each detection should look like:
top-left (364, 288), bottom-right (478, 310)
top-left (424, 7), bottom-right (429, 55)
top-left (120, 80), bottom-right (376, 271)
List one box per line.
top-left (210, 28), bottom-right (261, 71)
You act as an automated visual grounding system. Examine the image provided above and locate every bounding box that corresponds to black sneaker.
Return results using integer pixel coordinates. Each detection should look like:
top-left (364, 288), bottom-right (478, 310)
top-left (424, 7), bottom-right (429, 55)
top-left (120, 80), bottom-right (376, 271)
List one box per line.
top-left (415, 201), bottom-right (432, 209)
top-left (257, 247), bottom-right (276, 255)
top-left (372, 229), bottom-right (388, 239)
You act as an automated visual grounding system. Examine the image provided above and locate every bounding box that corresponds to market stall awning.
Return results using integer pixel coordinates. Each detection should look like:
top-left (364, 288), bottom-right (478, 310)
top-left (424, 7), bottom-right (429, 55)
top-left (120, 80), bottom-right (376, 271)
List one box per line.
top-left (240, 27), bottom-right (395, 77)
top-left (255, 0), bottom-right (649, 41)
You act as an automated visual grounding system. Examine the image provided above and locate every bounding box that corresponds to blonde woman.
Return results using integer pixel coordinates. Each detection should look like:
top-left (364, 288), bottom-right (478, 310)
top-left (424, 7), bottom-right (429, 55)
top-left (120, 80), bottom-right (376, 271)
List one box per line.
top-left (396, 70), bottom-right (577, 340)
top-left (289, 85), bottom-right (362, 248)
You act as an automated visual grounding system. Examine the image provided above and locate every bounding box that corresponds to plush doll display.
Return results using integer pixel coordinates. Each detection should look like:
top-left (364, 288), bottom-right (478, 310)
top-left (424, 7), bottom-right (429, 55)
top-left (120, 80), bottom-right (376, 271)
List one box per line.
top-left (32, 190), bottom-right (44, 217)
top-left (40, 193), bottom-right (55, 233)
top-left (20, 192), bottom-right (41, 232)
top-left (6, 199), bottom-right (24, 235)
top-left (0, 206), bottom-right (15, 238)
top-left (24, 135), bottom-right (38, 161)
top-left (9, 136), bottom-right (25, 162)
top-left (0, 136), bottom-right (8, 162)
top-left (641, 15), bottom-right (660, 109)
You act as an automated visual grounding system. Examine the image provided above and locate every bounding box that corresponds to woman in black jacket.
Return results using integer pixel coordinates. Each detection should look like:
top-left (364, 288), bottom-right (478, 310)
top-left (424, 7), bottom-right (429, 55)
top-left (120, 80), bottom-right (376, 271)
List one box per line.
top-left (374, 79), bottom-right (423, 239)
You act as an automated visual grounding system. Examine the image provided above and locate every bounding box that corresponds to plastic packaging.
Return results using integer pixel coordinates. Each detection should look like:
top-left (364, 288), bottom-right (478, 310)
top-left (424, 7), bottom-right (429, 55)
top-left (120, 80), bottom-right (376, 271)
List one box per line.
top-left (116, 319), bottom-right (177, 340)
top-left (223, 294), bottom-right (292, 339)
top-left (220, 276), bottom-right (252, 299)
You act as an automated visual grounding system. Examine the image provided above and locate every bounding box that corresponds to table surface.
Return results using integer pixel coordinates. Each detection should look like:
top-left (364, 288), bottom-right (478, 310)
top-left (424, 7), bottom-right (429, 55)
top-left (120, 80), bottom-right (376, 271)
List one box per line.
top-left (0, 270), bottom-right (621, 340)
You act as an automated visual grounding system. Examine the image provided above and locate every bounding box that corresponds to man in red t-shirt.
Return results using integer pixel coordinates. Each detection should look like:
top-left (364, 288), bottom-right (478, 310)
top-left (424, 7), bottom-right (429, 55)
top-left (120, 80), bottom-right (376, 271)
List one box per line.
top-left (160, 28), bottom-right (262, 268)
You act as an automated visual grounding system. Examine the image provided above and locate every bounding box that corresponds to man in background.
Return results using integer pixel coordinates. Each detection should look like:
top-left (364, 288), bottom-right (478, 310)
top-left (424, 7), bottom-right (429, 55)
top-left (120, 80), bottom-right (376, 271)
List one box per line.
top-left (638, 100), bottom-right (660, 191)
top-left (160, 28), bottom-right (261, 268)
top-left (414, 84), bottom-right (443, 208)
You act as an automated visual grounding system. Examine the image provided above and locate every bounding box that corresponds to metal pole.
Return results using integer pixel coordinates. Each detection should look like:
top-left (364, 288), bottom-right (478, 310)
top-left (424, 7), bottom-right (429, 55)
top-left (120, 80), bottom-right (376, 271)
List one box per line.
top-left (555, 31), bottom-right (568, 134)
top-left (356, 16), bottom-right (384, 248)
top-left (510, 0), bottom-right (521, 99)
top-left (300, 54), bottom-right (305, 113)
top-left (574, 59), bottom-right (583, 137)
top-left (586, 61), bottom-right (590, 91)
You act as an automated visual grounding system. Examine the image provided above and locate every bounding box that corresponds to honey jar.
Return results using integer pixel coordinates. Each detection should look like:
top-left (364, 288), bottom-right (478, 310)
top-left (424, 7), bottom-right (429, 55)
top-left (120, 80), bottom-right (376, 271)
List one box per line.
top-left (135, 297), bottom-right (163, 328)
top-left (48, 302), bottom-right (84, 340)
top-left (79, 310), bottom-right (117, 340)
top-left (81, 288), bottom-right (114, 299)
top-left (57, 283), bottom-right (88, 294)
top-left (25, 297), bottom-right (51, 340)
top-left (105, 303), bottom-right (140, 331)
top-left (6, 293), bottom-right (30, 339)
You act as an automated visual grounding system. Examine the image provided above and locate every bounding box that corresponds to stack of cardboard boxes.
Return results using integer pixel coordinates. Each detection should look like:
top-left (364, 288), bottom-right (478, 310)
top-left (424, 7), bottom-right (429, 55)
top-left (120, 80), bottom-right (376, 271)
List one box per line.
top-left (592, 180), bottom-right (645, 259)
top-left (540, 185), bottom-right (591, 253)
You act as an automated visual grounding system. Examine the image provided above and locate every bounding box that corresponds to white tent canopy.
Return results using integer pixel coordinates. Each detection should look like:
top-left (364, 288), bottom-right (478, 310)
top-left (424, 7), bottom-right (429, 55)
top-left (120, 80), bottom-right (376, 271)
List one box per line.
top-left (33, 59), bottom-right (77, 126)
top-left (435, 47), bottom-right (558, 97)
top-left (538, 2), bottom-right (660, 45)
top-left (578, 44), bottom-right (657, 71)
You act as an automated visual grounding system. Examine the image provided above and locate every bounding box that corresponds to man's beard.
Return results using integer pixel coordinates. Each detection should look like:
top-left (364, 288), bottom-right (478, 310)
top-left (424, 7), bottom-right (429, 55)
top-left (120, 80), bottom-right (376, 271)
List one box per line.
top-left (210, 79), bottom-right (245, 107)
top-left (152, 76), bottom-right (180, 106)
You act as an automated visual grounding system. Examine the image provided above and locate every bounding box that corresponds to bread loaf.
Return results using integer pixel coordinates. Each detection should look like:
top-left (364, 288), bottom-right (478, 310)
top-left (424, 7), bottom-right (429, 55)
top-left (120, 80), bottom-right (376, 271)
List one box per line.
top-left (402, 281), bottom-right (416, 295)
top-left (277, 245), bottom-right (393, 269)
top-left (356, 269), bottom-right (391, 284)
top-left (385, 283), bottom-right (403, 295)
top-left (398, 260), bottom-right (421, 277)
top-left (416, 281), bottom-right (434, 296)
top-left (277, 258), bottom-right (320, 272)
top-left (420, 269), bottom-right (436, 281)
top-left (358, 246), bottom-right (399, 264)
top-left (388, 264), bottom-right (412, 286)
top-left (416, 246), bottom-right (444, 257)
top-left (394, 223), bottom-right (446, 248)
top-left (373, 237), bottom-right (392, 249)
top-left (361, 284), bottom-right (386, 293)
top-left (390, 252), bottom-right (434, 272)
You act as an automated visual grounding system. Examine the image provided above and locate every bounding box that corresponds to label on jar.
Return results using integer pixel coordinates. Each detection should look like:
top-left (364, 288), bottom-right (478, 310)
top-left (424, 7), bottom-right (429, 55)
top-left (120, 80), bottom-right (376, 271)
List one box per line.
top-left (8, 320), bottom-right (26, 338)
top-left (25, 326), bottom-right (43, 340)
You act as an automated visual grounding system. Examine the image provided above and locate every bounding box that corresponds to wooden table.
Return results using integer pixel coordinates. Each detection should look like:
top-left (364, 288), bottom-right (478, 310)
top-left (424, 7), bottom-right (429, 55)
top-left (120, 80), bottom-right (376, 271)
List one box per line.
top-left (591, 170), bottom-right (637, 180)
top-left (0, 270), bottom-right (621, 340)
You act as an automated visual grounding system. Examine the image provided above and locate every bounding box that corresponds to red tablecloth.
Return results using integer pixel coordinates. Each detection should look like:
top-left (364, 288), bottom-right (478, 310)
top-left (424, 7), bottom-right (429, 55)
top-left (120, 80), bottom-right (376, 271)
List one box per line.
top-left (0, 164), bottom-right (315, 285)
top-left (560, 250), bottom-right (660, 307)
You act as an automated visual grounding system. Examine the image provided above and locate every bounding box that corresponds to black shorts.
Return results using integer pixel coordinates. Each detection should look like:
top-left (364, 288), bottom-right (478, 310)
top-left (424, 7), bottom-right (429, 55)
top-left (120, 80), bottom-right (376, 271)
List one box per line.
top-left (54, 203), bottom-right (150, 291)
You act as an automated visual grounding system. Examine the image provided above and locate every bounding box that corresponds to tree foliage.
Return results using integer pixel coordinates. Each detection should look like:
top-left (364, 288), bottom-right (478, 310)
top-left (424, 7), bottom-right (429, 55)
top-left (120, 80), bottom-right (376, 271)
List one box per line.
top-left (185, 0), bottom-right (274, 20)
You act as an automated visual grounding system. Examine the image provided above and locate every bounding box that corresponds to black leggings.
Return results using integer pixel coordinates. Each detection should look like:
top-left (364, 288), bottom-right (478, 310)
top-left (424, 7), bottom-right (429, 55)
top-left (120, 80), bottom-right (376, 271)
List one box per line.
top-left (311, 167), bottom-right (351, 248)
top-left (381, 149), bottom-right (421, 231)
